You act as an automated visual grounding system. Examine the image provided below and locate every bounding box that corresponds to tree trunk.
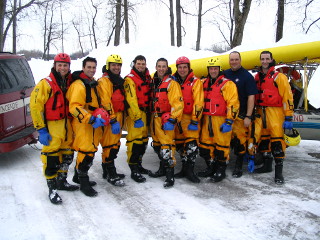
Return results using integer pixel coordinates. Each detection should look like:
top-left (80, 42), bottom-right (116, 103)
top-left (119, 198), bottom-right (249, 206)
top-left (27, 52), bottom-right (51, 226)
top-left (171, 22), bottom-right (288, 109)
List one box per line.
top-left (72, 21), bottom-right (84, 57)
top-left (0, 0), bottom-right (7, 51)
top-left (12, 0), bottom-right (17, 53)
top-left (60, 3), bottom-right (64, 52)
top-left (124, 0), bottom-right (129, 44)
top-left (169, 0), bottom-right (175, 46)
top-left (276, 0), bottom-right (284, 42)
top-left (176, 0), bottom-right (182, 47)
top-left (196, 0), bottom-right (202, 51)
top-left (114, 0), bottom-right (122, 46)
top-left (231, 0), bottom-right (252, 48)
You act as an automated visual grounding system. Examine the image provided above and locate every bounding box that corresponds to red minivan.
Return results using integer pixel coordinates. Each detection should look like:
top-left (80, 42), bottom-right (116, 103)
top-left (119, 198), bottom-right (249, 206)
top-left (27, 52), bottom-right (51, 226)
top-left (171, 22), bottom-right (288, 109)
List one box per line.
top-left (0, 52), bottom-right (38, 153)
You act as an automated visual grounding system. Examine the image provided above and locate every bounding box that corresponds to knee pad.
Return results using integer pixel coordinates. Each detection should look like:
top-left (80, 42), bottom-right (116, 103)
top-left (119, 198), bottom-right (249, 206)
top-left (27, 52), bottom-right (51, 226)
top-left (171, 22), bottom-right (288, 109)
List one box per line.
top-left (62, 153), bottom-right (74, 165)
top-left (78, 155), bottom-right (94, 173)
top-left (160, 149), bottom-right (174, 167)
top-left (271, 141), bottom-right (285, 158)
top-left (45, 155), bottom-right (60, 177)
top-left (185, 140), bottom-right (198, 161)
top-left (160, 148), bottom-right (172, 160)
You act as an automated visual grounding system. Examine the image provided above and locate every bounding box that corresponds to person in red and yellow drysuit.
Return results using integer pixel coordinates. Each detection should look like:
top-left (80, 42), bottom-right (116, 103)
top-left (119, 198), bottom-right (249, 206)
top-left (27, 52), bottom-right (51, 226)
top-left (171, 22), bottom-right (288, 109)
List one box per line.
top-left (173, 56), bottom-right (204, 183)
top-left (124, 55), bottom-right (151, 183)
top-left (148, 58), bottom-right (184, 188)
top-left (198, 58), bottom-right (239, 182)
top-left (248, 51), bottom-right (294, 184)
top-left (67, 57), bottom-right (107, 197)
top-left (97, 54), bottom-right (126, 187)
top-left (31, 53), bottom-right (79, 204)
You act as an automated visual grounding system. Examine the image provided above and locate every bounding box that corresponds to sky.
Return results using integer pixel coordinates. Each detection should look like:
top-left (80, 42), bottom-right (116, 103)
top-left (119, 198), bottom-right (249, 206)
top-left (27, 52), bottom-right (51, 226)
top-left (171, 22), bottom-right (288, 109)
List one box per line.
top-left (10, 0), bottom-right (320, 54)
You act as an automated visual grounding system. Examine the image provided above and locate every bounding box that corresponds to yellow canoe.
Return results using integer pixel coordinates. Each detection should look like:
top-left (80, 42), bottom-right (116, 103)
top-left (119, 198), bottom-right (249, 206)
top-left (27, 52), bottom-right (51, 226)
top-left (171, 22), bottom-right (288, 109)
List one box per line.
top-left (169, 41), bottom-right (320, 77)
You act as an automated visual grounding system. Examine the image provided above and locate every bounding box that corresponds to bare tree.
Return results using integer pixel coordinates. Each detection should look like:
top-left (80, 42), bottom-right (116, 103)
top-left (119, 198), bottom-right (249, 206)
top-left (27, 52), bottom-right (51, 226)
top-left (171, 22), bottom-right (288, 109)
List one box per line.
top-left (276, 0), bottom-right (285, 42)
top-left (230, 0), bottom-right (252, 48)
top-left (159, 0), bottom-right (175, 46)
top-left (89, 0), bottom-right (99, 49)
top-left (300, 0), bottom-right (320, 33)
top-left (72, 20), bottom-right (85, 57)
top-left (195, 0), bottom-right (202, 51)
top-left (0, 0), bottom-right (7, 51)
top-left (12, 0), bottom-right (17, 53)
top-left (0, 0), bottom-right (38, 52)
top-left (124, 0), bottom-right (129, 43)
top-left (176, 0), bottom-right (182, 47)
top-left (114, 0), bottom-right (121, 46)
top-left (180, 1), bottom-right (220, 50)
top-left (59, 3), bottom-right (64, 52)
top-left (169, 0), bottom-right (174, 46)
top-left (41, 1), bottom-right (62, 59)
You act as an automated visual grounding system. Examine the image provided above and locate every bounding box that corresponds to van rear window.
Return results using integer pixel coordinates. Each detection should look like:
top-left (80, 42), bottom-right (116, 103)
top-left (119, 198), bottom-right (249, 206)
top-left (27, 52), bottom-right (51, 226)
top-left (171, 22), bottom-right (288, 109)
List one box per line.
top-left (0, 58), bottom-right (35, 94)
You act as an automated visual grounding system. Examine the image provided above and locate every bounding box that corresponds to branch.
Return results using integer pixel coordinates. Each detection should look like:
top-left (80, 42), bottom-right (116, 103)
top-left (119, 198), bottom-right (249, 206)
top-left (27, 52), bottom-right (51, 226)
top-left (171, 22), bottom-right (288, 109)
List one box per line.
top-left (306, 16), bottom-right (320, 33)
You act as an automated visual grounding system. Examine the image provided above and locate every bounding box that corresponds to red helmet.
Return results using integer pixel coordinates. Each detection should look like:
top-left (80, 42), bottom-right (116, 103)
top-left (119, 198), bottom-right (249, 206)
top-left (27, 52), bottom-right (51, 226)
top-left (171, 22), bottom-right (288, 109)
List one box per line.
top-left (54, 53), bottom-right (71, 64)
top-left (176, 56), bottom-right (190, 65)
top-left (92, 108), bottom-right (110, 126)
top-left (161, 112), bottom-right (171, 125)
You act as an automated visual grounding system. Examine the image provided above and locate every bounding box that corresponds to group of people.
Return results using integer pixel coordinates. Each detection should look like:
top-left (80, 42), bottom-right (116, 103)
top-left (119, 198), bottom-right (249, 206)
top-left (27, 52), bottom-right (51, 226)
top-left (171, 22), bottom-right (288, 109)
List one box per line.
top-left (30, 50), bottom-right (294, 204)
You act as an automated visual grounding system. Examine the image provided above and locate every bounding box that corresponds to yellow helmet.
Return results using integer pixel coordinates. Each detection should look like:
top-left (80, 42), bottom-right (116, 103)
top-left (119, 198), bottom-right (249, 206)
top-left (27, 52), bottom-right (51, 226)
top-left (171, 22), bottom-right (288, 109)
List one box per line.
top-left (207, 58), bottom-right (222, 70)
top-left (284, 128), bottom-right (301, 146)
top-left (106, 54), bottom-right (122, 70)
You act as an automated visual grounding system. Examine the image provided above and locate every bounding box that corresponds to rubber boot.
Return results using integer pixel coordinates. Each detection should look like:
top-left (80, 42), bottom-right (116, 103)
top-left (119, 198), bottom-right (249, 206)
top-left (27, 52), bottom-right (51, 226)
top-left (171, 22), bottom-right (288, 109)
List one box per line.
top-left (72, 166), bottom-right (96, 186)
top-left (148, 161), bottom-right (165, 178)
top-left (255, 152), bottom-right (273, 173)
top-left (174, 160), bottom-right (187, 178)
top-left (78, 173), bottom-right (98, 197)
top-left (274, 158), bottom-right (284, 185)
top-left (57, 172), bottom-right (79, 191)
top-left (163, 167), bottom-right (175, 188)
top-left (102, 162), bottom-right (125, 180)
top-left (138, 161), bottom-right (151, 175)
top-left (129, 164), bottom-right (146, 183)
top-left (47, 178), bottom-right (62, 204)
top-left (212, 162), bottom-right (227, 182)
top-left (185, 160), bottom-right (200, 183)
top-left (105, 162), bottom-right (125, 187)
top-left (197, 159), bottom-right (216, 177)
top-left (197, 159), bottom-right (214, 177)
top-left (232, 154), bottom-right (244, 178)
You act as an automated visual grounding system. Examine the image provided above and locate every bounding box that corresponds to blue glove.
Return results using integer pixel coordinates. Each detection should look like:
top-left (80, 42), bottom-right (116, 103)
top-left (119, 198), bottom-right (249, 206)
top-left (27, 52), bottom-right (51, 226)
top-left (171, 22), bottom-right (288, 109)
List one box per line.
top-left (163, 118), bottom-right (175, 131)
top-left (248, 155), bottom-right (255, 173)
top-left (283, 116), bottom-right (293, 130)
top-left (37, 128), bottom-right (52, 146)
top-left (220, 119), bottom-right (233, 133)
top-left (188, 121), bottom-right (198, 131)
top-left (111, 121), bottom-right (121, 134)
top-left (134, 119), bottom-right (144, 128)
top-left (90, 116), bottom-right (106, 128)
top-left (243, 153), bottom-right (249, 162)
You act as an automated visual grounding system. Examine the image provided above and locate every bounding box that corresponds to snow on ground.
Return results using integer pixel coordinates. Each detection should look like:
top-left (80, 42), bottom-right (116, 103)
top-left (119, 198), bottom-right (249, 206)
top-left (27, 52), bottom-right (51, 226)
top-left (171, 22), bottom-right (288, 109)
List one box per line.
top-left (0, 139), bottom-right (319, 240)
